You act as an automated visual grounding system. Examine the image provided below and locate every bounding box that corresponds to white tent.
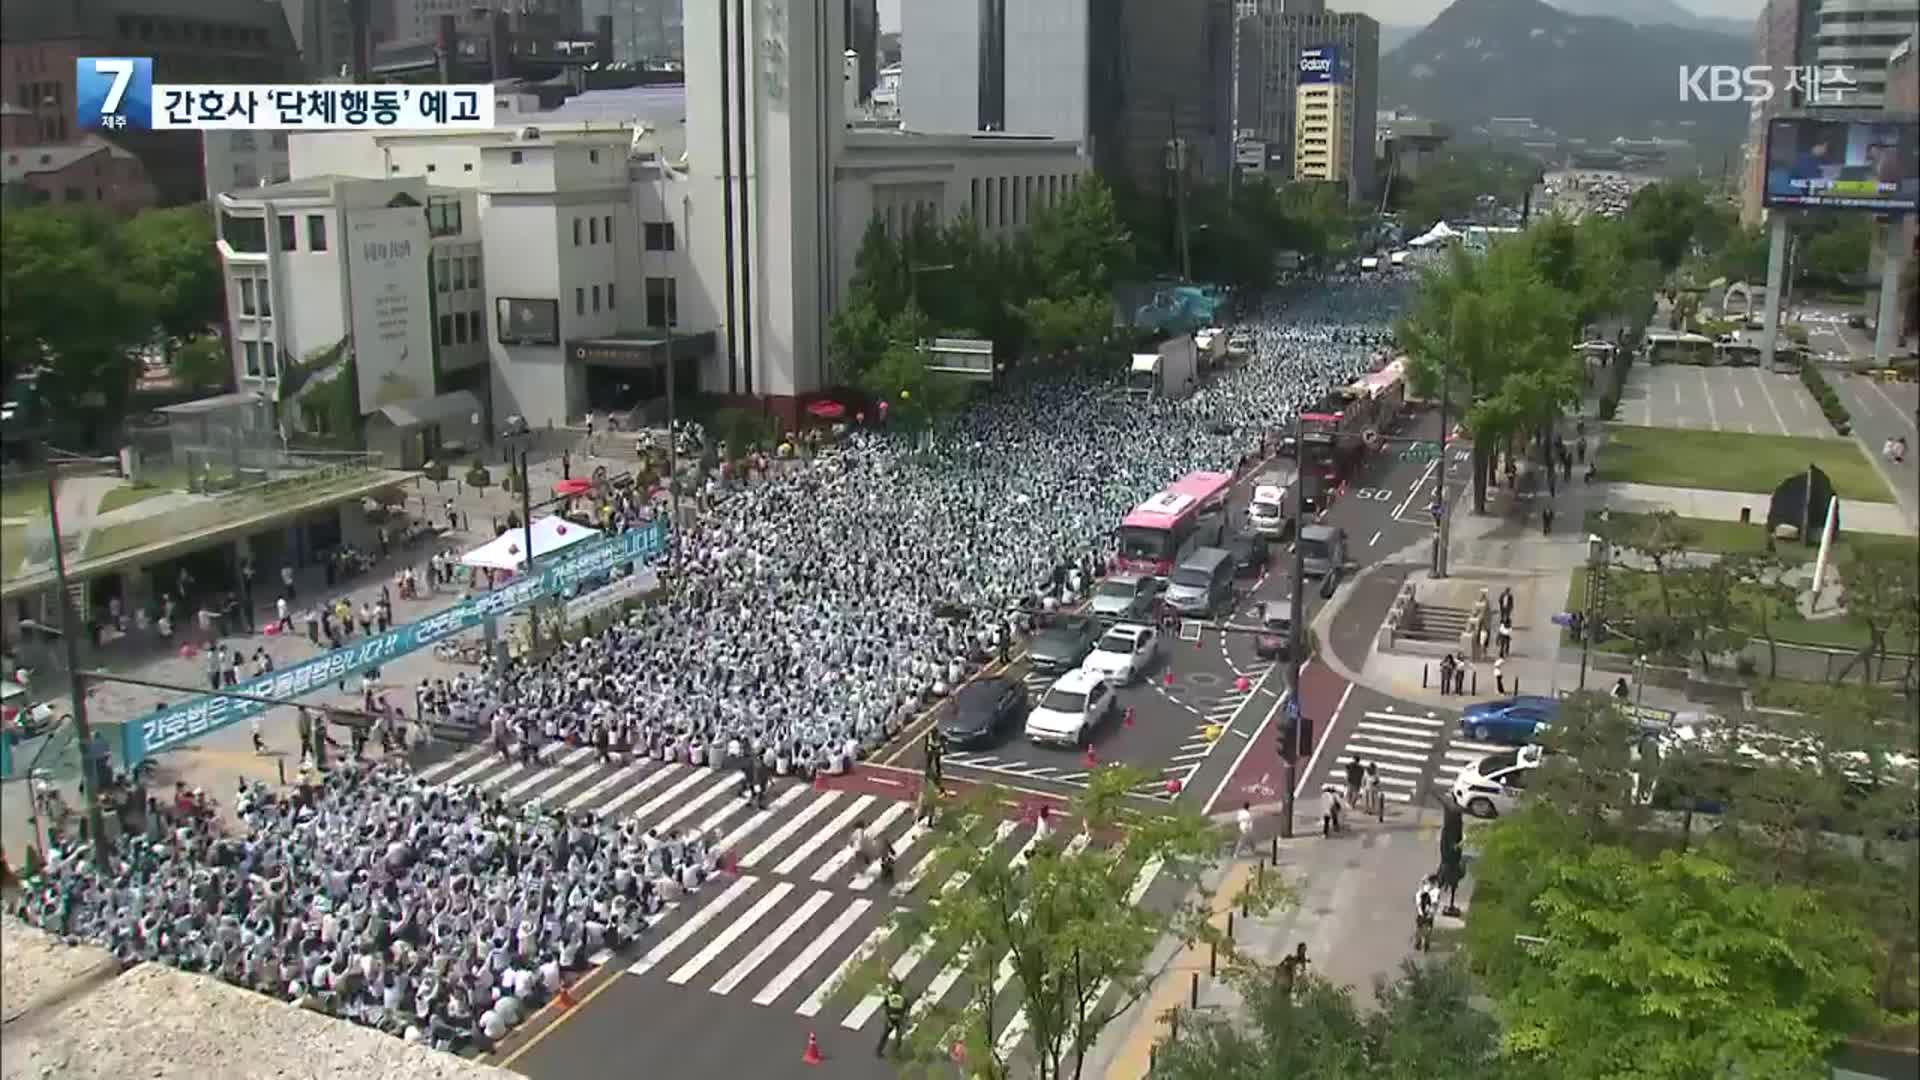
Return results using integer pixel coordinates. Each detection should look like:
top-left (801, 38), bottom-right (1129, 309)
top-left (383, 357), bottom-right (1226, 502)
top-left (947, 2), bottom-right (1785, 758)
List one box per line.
top-left (460, 515), bottom-right (603, 572)
top-left (1408, 221), bottom-right (1462, 248)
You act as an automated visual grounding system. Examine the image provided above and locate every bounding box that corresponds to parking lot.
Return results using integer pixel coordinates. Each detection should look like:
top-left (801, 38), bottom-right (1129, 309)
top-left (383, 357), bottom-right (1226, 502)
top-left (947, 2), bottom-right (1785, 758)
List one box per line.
top-left (1620, 364), bottom-right (1831, 437)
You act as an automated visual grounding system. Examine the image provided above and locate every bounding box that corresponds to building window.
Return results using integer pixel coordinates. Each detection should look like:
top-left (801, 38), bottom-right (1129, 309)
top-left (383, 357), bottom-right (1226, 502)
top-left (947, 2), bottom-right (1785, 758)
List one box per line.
top-left (591, 284), bottom-right (601, 312)
top-left (427, 196), bottom-right (461, 237)
top-left (437, 257), bottom-right (450, 292)
top-left (277, 214), bottom-right (296, 250)
top-left (451, 256), bottom-right (466, 291)
top-left (607, 282), bottom-right (616, 309)
top-left (573, 217), bottom-right (582, 246)
top-left (306, 214), bottom-right (327, 251)
top-left (454, 311), bottom-right (468, 344)
top-left (259, 281), bottom-right (271, 318)
top-left (575, 287), bottom-right (585, 315)
top-left (466, 255), bottom-right (480, 287)
top-left (603, 214), bottom-right (613, 242)
top-left (243, 340), bottom-right (261, 376)
top-left (467, 310), bottom-right (482, 342)
top-left (439, 314), bottom-right (454, 346)
top-left (589, 149), bottom-right (600, 163)
top-left (239, 279), bottom-right (256, 316)
top-left (589, 216), bottom-right (598, 245)
top-left (262, 346), bottom-right (278, 377)
top-left (644, 222), bottom-right (675, 251)
top-left (645, 276), bottom-right (677, 327)
top-left (999, 177), bottom-right (1008, 226)
top-left (510, 150), bottom-right (523, 164)
top-left (970, 178), bottom-right (981, 222)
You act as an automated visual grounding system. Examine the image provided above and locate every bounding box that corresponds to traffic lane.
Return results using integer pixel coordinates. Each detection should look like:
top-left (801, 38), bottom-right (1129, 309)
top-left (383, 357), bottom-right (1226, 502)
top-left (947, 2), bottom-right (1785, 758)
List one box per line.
top-left (1325, 563), bottom-right (1415, 676)
top-left (1832, 374), bottom-right (1918, 520)
top-left (1204, 661), bottom-right (1350, 814)
top-left (509, 965), bottom-right (898, 1080)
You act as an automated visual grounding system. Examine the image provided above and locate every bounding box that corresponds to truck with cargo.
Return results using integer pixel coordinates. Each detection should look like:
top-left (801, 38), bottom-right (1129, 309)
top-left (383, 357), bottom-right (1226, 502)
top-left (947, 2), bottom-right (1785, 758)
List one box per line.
top-left (1127, 335), bottom-right (1201, 400)
top-left (1193, 328), bottom-right (1229, 372)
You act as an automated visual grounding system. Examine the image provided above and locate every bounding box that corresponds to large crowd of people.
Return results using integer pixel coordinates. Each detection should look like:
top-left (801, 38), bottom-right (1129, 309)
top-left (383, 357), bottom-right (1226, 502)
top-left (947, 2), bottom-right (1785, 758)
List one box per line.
top-left (14, 265), bottom-right (1419, 1049)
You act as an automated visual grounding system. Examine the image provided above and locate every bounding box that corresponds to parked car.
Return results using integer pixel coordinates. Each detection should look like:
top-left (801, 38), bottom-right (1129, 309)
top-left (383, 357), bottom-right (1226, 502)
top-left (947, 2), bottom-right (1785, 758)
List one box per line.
top-left (1254, 600), bottom-right (1293, 659)
top-left (938, 676), bottom-right (1027, 749)
top-left (1459, 695), bottom-right (1562, 744)
top-left (1081, 623), bottom-right (1160, 686)
top-left (1025, 669), bottom-right (1117, 747)
top-left (1088, 574), bottom-right (1163, 621)
top-left (1450, 745), bottom-right (1548, 818)
top-left (1027, 614), bottom-right (1100, 675)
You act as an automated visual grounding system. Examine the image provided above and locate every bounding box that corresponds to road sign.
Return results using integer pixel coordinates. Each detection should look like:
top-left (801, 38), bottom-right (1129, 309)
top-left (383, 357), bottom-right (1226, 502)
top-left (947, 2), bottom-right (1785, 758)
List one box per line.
top-left (122, 519), bottom-right (668, 764)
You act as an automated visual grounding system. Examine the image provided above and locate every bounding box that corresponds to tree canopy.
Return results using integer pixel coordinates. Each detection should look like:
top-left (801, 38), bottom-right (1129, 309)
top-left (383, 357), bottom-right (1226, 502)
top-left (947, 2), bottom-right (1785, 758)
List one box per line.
top-left (1387, 149), bottom-right (1541, 232)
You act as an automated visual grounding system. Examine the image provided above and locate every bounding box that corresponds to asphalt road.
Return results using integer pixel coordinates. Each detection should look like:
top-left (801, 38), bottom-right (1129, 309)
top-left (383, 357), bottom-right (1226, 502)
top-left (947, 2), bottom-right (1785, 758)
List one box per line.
top-left (1830, 374), bottom-right (1919, 524)
top-left (1620, 364), bottom-right (1828, 437)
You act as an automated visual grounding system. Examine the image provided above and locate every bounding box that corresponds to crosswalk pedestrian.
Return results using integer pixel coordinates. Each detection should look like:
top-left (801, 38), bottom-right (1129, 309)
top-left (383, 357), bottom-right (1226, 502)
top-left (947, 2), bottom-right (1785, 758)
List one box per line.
top-left (1329, 708), bottom-right (1510, 806)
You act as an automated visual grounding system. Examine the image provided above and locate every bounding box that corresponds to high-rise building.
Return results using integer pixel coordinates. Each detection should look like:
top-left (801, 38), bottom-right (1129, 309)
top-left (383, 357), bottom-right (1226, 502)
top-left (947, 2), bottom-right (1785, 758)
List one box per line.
top-left (1234, 4), bottom-right (1378, 203)
top-left (580, 0), bottom-right (681, 63)
top-left (1815, 0), bottom-right (1919, 107)
top-left (1087, 0), bottom-right (1234, 190)
top-left (1885, 34), bottom-right (1916, 346)
top-left (1741, 0), bottom-right (1808, 225)
top-left (900, 0), bottom-right (1088, 142)
top-left (1292, 48), bottom-right (1350, 184)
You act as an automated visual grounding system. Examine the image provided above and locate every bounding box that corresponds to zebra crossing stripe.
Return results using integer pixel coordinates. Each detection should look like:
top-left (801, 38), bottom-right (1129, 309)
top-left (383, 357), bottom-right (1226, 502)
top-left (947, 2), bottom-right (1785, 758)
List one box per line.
top-left (1334, 755), bottom-right (1423, 775)
top-left (668, 881), bottom-right (794, 985)
top-left (742, 791), bottom-right (845, 869)
top-left (562, 762), bottom-right (650, 812)
top-left (604, 767), bottom-right (710, 821)
top-left (629, 874), bottom-right (758, 975)
top-left (473, 760), bottom-right (528, 790)
top-left (1357, 719), bottom-right (1443, 739)
top-left (758, 902), bottom-right (873, 1008)
top-left (797, 923), bottom-right (892, 1017)
top-left (418, 746), bottom-right (488, 784)
top-left (443, 752), bottom-right (502, 788)
top-left (711, 889), bottom-right (836, 996)
top-left (1368, 711), bottom-right (1444, 726)
top-left (811, 801), bottom-right (909, 884)
top-left (541, 758), bottom-right (618, 805)
top-left (1342, 744), bottom-right (1428, 763)
top-left (773, 794), bottom-right (875, 876)
top-left (504, 746), bottom-right (596, 800)
top-left (717, 785), bottom-right (809, 856)
top-left (852, 820), bottom-right (928, 891)
top-left (651, 772), bottom-right (741, 832)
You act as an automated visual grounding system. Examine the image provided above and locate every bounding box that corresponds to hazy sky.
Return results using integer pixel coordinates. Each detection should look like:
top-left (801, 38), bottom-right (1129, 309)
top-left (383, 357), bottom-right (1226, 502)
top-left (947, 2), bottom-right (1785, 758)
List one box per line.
top-left (875, 0), bottom-right (1766, 32)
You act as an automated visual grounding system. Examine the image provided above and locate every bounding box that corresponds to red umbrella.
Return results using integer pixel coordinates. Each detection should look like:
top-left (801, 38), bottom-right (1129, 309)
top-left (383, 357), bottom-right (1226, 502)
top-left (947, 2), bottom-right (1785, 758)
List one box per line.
top-left (805, 399), bottom-right (845, 420)
top-left (553, 478), bottom-right (593, 497)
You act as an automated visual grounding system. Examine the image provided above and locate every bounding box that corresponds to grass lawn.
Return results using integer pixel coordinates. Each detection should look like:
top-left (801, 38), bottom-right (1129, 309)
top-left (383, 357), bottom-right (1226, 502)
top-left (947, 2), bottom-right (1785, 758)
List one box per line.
top-left (0, 524), bottom-right (24, 577)
top-left (1563, 567), bottom-right (1909, 654)
top-left (94, 484), bottom-right (172, 516)
top-left (0, 480), bottom-right (49, 520)
top-left (1583, 510), bottom-right (1914, 564)
top-left (1596, 425), bottom-right (1893, 503)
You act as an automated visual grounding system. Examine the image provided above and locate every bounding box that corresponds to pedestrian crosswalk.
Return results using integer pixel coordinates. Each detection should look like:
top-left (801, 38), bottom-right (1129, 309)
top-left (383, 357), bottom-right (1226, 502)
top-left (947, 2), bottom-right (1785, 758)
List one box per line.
top-left (1327, 709), bottom-right (1505, 805)
top-left (411, 742), bottom-right (1161, 1054)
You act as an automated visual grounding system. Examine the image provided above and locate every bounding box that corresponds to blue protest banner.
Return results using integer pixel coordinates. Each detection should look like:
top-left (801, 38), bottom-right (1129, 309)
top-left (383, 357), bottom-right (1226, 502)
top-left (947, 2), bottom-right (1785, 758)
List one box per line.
top-left (121, 519), bottom-right (666, 764)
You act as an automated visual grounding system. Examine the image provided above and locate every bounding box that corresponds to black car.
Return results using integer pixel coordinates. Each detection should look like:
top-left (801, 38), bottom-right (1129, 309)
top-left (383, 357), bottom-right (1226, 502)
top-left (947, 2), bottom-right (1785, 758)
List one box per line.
top-left (939, 676), bottom-right (1028, 748)
top-left (1224, 531), bottom-right (1271, 577)
top-left (1028, 614), bottom-right (1100, 674)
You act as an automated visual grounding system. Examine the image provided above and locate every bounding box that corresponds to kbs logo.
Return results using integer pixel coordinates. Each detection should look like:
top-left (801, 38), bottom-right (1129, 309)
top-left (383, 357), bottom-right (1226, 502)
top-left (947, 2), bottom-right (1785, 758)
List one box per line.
top-left (1678, 64), bottom-right (1856, 103)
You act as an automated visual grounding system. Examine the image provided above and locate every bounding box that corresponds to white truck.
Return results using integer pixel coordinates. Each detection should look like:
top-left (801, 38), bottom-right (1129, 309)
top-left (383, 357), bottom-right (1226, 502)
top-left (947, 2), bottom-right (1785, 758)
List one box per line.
top-left (1193, 328), bottom-right (1229, 372)
top-left (1128, 336), bottom-right (1200, 400)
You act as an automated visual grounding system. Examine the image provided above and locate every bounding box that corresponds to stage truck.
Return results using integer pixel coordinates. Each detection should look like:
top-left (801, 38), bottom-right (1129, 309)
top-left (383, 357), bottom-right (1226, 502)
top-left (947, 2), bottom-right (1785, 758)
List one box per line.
top-left (1293, 359), bottom-right (1406, 488)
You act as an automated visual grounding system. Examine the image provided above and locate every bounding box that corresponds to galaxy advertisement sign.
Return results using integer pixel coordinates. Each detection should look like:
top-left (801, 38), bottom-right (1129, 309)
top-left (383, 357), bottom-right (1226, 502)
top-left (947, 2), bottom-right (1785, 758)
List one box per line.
top-left (1298, 46), bottom-right (1342, 85)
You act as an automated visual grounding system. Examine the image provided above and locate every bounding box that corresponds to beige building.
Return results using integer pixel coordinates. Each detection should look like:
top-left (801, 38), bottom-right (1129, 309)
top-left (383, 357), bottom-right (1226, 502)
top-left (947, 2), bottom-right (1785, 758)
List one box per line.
top-left (1293, 80), bottom-right (1349, 183)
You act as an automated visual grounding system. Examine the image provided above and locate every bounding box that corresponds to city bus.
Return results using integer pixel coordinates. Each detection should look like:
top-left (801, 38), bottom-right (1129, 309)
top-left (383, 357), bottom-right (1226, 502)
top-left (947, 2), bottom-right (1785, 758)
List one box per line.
top-left (1114, 471), bottom-right (1233, 577)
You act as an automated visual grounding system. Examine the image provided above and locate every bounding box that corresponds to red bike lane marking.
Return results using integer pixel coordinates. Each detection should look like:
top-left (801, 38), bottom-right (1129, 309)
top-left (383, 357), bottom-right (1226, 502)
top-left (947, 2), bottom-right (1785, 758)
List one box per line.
top-left (1210, 663), bottom-right (1348, 812)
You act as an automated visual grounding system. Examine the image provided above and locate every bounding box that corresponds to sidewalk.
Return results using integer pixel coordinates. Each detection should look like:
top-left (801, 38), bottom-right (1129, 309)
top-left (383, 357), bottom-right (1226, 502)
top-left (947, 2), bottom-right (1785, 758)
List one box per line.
top-left (1087, 814), bottom-right (1458, 1080)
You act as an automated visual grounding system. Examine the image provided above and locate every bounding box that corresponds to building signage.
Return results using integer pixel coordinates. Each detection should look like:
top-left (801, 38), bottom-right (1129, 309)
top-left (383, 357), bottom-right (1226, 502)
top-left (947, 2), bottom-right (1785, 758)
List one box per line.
top-left (123, 520), bottom-right (668, 764)
top-left (348, 195), bottom-right (436, 413)
top-left (1298, 46), bottom-right (1341, 84)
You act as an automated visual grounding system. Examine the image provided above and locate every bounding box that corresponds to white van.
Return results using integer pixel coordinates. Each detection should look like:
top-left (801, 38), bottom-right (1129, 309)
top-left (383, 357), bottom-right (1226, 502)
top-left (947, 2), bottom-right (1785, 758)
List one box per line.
top-left (1025, 669), bottom-right (1117, 748)
top-left (1248, 482), bottom-right (1293, 538)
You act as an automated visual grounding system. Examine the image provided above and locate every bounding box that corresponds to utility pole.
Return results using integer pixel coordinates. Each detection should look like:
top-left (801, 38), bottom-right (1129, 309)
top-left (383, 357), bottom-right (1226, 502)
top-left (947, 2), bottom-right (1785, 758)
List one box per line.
top-left (1432, 363), bottom-right (1451, 578)
top-left (44, 461), bottom-right (112, 870)
top-left (1280, 412), bottom-right (1308, 839)
top-left (519, 448), bottom-right (540, 654)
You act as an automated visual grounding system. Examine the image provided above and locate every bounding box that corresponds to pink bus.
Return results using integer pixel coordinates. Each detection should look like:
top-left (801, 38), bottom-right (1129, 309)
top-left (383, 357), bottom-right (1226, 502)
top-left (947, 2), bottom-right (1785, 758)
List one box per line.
top-left (1114, 471), bottom-right (1234, 576)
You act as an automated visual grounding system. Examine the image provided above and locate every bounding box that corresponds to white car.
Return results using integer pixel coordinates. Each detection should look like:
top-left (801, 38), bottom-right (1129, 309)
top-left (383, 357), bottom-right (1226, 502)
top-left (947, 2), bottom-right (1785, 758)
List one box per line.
top-left (1081, 624), bottom-right (1158, 686)
top-left (1450, 745), bottom-right (1546, 819)
top-left (1025, 669), bottom-right (1116, 747)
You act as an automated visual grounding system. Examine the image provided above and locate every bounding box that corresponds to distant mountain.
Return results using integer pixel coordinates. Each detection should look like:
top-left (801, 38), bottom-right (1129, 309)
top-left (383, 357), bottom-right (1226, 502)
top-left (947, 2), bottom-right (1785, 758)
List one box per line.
top-left (1381, 23), bottom-right (1423, 56)
top-left (1381, 0), bottom-right (1753, 148)
top-left (1547, 0), bottom-right (1753, 36)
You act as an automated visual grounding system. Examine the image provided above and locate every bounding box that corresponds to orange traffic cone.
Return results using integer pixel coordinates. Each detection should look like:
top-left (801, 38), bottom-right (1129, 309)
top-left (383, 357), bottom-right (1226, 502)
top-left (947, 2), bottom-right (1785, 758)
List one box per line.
top-left (1083, 746), bottom-right (1097, 769)
top-left (1163, 671), bottom-right (1175, 687)
top-left (555, 984), bottom-right (577, 1010)
top-left (1235, 675), bottom-right (1250, 692)
top-left (1166, 777), bottom-right (1183, 796)
top-left (803, 1032), bottom-right (824, 1065)
top-left (813, 771), bottom-right (828, 792)
top-left (1123, 707), bottom-right (1135, 728)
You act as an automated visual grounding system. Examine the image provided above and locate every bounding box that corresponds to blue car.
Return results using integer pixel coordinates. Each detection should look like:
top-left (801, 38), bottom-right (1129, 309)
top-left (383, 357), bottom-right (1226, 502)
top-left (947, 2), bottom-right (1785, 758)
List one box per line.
top-left (1459, 696), bottom-right (1561, 745)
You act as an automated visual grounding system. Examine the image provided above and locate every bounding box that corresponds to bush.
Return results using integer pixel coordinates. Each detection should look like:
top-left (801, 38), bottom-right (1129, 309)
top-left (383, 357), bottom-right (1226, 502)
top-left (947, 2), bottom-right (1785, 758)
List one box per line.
top-left (1798, 359), bottom-right (1852, 435)
top-left (464, 464), bottom-right (492, 489)
top-left (422, 460), bottom-right (448, 483)
top-left (1599, 392), bottom-right (1621, 421)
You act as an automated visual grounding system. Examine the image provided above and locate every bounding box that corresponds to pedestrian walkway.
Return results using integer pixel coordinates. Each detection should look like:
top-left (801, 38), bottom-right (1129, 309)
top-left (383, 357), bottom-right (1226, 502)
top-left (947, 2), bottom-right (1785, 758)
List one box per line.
top-left (410, 744), bottom-right (1158, 1064)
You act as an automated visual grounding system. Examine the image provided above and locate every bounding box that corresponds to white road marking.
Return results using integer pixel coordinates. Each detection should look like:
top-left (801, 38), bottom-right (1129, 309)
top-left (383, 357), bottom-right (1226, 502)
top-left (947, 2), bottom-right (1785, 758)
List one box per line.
top-left (716, 785), bottom-right (809, 855)
top-left (419, 746), bottom-right (488, 784)
top-left (811, 802), bottom-right (910, 883)
top-left (651, 770), bottom-right (741, 832)
top-left (668, 881), bottom-right (794, 985)
top-left (629, 874), bottom-right (758, 974)
top-left (1701, 369), bottom-right (1720, 430)
top-left (1293, 681), bottom-right (1354, 798)
top-left (606, 766), bottom-right (710, 821)
top-left (797, 921), bottom-right (890, 1017)
top-left (443, 753), bottom-right (504, 788)
top-left (563, 763), bottom-right (650, 812)
top-left (852, 820), bottom-right (929, 890)
top-left (741, 790), bottom-right (845, 868)
top-left (712, 889), bottom-right (834, 996)
top-left (772, 794), bottom-right (876, 876)
top-left (502, 746), bottom-right (596, 800)
top-left (1369, 530), bottom-right (1382, 546)
top-left (761, 899), bottom-right (873, 1007)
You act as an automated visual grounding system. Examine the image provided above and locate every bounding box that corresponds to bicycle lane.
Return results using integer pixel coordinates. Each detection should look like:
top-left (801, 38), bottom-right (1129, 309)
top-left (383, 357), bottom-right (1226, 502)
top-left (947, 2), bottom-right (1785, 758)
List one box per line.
top-left (1201, 661), bottom-right (1351, 819)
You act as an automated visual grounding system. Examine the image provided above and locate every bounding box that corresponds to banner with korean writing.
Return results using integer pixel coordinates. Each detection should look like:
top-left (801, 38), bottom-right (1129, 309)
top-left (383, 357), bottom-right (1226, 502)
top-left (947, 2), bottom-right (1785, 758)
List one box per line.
top-left (123, 520), bottom-right (666, 764)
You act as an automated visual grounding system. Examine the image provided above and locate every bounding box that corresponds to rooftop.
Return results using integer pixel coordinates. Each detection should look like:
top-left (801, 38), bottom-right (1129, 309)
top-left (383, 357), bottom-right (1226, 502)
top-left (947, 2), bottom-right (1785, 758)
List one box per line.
top-left (0, 137), bottom-right (132, 184)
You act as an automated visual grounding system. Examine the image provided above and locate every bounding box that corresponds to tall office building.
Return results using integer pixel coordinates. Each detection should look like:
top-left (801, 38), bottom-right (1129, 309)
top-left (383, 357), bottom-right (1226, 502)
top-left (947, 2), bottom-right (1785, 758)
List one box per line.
top-left (1234, 3), bottom-right (1378, 203)
top-left (1087, 0), bottom-right (1234, 190)
top-left (1815, 0), bottom-right (1919, 106)
top-left (579, 0), bottom-right (681, 62)
top-left (1292, 47), bottom-right (1350, 183)
top-left (1740, 0), bottom-right (1811, 225)
top-left (899, 0), bottom-right (1088, 141)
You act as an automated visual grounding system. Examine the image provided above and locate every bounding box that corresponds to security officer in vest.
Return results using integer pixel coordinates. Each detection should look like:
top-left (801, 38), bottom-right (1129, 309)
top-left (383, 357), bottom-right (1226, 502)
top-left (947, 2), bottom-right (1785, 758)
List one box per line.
top-left (876, 977), bottom-right (909, 1057)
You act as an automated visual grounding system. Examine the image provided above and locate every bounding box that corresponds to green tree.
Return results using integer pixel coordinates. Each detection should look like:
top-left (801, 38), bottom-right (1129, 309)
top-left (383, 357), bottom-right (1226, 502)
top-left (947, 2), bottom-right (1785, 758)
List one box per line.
top-left (120, 205), bottom-right (223, 347)
top-left (1391, 149), bottom-right (1539, 230)
top-left (1669, 560), bottom-right (1749, 671)
top-left (1797, 216), bottom-right (1872, 290)
top-left (1155, 958), bottom-right (1504, 1080)
top-left (855, 334), bottom-right (968, 430)
top-left (0, 207), bottom-right (155, 442)
top-left (1723, 551), bottom-right (1798, 678)
top-left (170, 334), bottom-right (232, 394)
top-left (839, 767), bottom-right (1289, 1080)
top-left (1026, 175), bottom-right (1134, 300)
top-left (1021, 293), bottom-right (1111, 360)
top-left (1621, 181), bottom-right (1713, 272)
top-left (1832, 545), bottom-right (1920, 686)
top-left (1501, 847), bottom-right (1873, 1080)
top-left (1712, 224), bottom-right (1771, 284)
top-left (1613, 509), bottom-right (1697, 620)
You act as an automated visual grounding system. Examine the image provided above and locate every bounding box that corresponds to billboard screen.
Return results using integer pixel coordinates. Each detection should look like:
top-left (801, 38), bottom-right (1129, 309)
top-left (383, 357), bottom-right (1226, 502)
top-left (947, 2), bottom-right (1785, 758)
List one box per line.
top-left (1298, 46), bottom-right (1341, 85)
top-left (346, 200), bottom-right (435, 413)
top-left (496, 298), bottom-right (560, 346)
top-left (1763, 116), bottom-right (1919, 212)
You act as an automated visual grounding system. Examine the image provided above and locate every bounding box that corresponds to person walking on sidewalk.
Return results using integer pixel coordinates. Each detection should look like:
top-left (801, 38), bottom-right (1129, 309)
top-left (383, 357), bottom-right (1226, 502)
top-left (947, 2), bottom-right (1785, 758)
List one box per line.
top-left (1497, 587), bottom-right (1514, 625)
top-left (1496, 617), bottom-right (1513, 660)
top-left (1234, 802), bottom-right (1255, 857)
top-left (1494, 657), bottom-right (1507, 696)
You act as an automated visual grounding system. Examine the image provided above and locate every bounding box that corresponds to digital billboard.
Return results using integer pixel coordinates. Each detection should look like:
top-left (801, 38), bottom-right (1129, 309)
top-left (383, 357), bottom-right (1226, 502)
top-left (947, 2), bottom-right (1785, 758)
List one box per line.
top-left (1763, 115), bottom-right (1919, 212)
top-left (497, 298), bottom-right (560, 346)
top-left (1298, 47), bottom-right (1342, 85)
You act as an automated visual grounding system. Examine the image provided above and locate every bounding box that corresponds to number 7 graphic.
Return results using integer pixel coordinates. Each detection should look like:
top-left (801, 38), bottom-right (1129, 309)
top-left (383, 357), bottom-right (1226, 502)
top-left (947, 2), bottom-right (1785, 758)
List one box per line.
top-left (94, 58), bottom-right (135, 113)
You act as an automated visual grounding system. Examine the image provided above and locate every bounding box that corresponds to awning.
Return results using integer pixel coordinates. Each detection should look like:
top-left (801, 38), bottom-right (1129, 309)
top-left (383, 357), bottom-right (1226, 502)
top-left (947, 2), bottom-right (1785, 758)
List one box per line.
top-left (460, 515), bottom-right (603, 572)
top-left (374, 390), bottom-right (482, 431)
